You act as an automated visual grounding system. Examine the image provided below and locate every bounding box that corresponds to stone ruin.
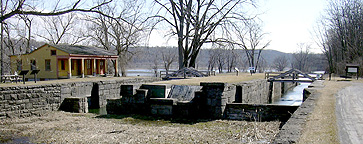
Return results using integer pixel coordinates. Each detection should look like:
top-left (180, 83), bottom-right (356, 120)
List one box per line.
top-left (105, 80), bottom-right (299, 121)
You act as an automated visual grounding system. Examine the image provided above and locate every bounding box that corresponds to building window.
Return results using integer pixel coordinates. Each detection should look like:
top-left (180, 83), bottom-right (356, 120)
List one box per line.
top-left (51, 50), bottom-right (56, 56)
top-left (61, 60), bottom-right (65, 70)
top-left (17, 60), bottom-right (22, 71)
top-left (30, 60), bottom-right (36, 70)
top-left (45, 59), bottom-right (51, 71)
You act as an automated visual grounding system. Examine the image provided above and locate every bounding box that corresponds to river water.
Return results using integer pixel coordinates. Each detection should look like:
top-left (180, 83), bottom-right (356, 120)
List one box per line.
top-left (272, 83), bottom-right (311, 106)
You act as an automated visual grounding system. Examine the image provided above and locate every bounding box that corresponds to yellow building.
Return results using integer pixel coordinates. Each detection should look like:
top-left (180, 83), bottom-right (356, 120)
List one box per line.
top-left (10, 43), bottom-right (118, 80)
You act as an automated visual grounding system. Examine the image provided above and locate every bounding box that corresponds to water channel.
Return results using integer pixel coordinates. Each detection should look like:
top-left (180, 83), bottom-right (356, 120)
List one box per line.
top-left (272, 83), bottom-right (311, 106)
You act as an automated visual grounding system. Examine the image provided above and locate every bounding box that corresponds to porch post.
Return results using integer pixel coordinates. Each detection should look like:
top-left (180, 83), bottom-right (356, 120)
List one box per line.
top-left (81, 58), bottom-right (85, 78)
top-left (114, 58), bottom-right (118, 77)
top-left (68, 58), bottom-right (72, 79)
top-left (93, 59), bottom-right (97, 76)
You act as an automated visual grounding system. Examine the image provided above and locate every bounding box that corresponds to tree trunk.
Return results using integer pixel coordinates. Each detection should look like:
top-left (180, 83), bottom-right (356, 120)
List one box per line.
top-left (119, 56), bottom-right (127, 77)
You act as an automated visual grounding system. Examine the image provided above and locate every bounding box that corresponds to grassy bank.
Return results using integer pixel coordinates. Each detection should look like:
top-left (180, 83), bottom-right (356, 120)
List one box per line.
top-left (298, 80), bottom-right (356, 143)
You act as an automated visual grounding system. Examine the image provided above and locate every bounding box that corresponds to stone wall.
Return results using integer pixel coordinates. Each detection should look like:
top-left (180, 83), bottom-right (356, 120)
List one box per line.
top-left (59, 97), bottom-right (88, 113)
top-left (234, 79), bottom-right (269, 104)
top-left (0, 77), bottom-right (160, 119)
top-left (198, 80), bottom-right (292, 119)
top-left (224, 103), bottom-right (299, 122)
top-left (96, 78), bottom-right (160, 108)
top-left (106, 79), bottom-right (293, 119)
top-left (273, 80), bottom-right (324, 143)
top-left (0, 84), bottom-right (62, 119)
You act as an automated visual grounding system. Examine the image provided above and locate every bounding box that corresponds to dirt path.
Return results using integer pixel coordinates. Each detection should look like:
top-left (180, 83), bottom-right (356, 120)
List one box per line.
top-left (336, 83), bottom-right (363, 144)
top-left (298, 81), bottom-right (351, 143)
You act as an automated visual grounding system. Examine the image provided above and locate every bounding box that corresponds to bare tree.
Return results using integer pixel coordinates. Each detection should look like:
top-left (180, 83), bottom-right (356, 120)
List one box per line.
top-left (87, 0), bottom-right (147, 77)
top-left (208, 48), bottom-right (217, 72)
top-left (0, 0), bottom-right (114, 23)
top-left (37, 13), bottom-right (87, 45)
top-left (18, 14), bottom-right (33, 53)
top-left (314, 19), bottom-right (336, 80)
top-left (225, 45), bottom-right (238, 73)
top-left (152, 54), bottom-right (159, 77)
top-left (256, 57), bottom-right (267, 73)
top-left (3, 21), bottom-right (23, 55)
top-left (316, 0), bottom-right (363, 76)
top-left (273, 55), bottom-right (288, 71)
top-left (152, 0), bottom-right (255, 69)
top-left (161, 47), bottom-right (177, 75)
top-left (291, 43), bottom-right (311, 72)
top-left (234, 21), bottom-right (270, 73)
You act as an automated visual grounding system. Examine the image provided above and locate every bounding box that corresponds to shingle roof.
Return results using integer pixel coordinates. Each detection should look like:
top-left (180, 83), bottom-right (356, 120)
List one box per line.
top-left (50, 44), bottom-right (116, 56)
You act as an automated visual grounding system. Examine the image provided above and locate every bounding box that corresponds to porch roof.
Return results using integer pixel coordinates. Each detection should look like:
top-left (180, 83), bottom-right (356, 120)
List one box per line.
top-left (51, 44), bottom-right (117, 56)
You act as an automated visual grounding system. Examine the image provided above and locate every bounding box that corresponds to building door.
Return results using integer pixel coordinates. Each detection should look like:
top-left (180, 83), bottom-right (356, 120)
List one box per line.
top-left (86, 59), bottom-right (92, 75)
top-left (100, 60), bottom-right (105, 75)
top-left (77, 60), bottom-right (82, 75)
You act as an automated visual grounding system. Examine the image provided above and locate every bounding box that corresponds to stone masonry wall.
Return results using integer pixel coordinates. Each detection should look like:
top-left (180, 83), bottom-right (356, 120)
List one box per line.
top-left (96, 78), bottom-right (160, 108)
top-left (0, 77), bottom-right (160, 119)
top-left (234, 79), bottom-right (269, 104)
top-left (105, 79), bottom-right (295, 119)
top-left (0, 84), bottom-right (62, 119)
top-left (273, 80), bottom-right (324, 143)
top-left (225, 104), bottom-right (299, 122)
top-left (198, 79), bottom-right (271, 119)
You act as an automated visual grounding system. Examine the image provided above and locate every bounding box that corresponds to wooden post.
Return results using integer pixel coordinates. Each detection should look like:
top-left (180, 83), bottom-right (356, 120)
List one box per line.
top-left (81, 59), bottom-right (85, 78)
top-left (114, 59), bottom-right (118, 77)
top-left (93, 59), bottom-right (96, 76)
top-left (68, 58), bottom-right (72, 79)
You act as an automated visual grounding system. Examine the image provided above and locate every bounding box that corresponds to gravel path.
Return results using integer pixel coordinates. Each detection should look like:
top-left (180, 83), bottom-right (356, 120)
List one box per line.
top-left (0, 112), bottom-right (280, 143)
top-left (336, 83), bottom-right (363, 144)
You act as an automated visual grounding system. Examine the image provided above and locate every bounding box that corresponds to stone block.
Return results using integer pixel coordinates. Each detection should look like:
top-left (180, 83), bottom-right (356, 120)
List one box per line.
top-left (121, 85), bottom-right (134, 97)
top-left (149, 98), bottom-right (177, 105)
top-left (16, 100), bottom-right (23, 105)
top-left (174, 101), bottom-right (195, 118)
top-left (25, 103), bottom-right (33, 109)
top-left (106, 98), bottom-right (122, 114)
top-left (168, 85), bottom-right (202, 101)
top-left (200, 82), bottom-right (225, 88)
top-left (141, 84), bottom-right (169, 98)
top-left (134, 89), bottom-right (148, 103)
top-left (61, 87), bottom-right (71, 94)
top-left (150, 105), bottom-right (173, 116)
top-left (10, 94), bottom-right (17, 100)
top-left (59, 97), bottom-right (88, 113)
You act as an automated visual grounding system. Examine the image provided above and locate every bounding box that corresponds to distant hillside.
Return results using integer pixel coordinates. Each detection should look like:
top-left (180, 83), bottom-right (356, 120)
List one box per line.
top-left (128, 47), bottom-right (295, 70)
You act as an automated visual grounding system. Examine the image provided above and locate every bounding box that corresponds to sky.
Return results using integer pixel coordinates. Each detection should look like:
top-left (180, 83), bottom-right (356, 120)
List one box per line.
top-left (259, 0), bottom-right (328, 53)
top-left (149, 0), bottom-right (328, 54)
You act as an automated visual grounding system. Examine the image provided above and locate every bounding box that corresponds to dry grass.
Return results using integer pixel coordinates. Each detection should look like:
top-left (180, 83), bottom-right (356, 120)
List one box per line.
top-left (0, 76), bottom-right (152, 87)
top-left (0, 72), bottom-right (265, 87)
top-left (151, 73), bottom-right (265, 85)
top-left (298, 79), bottom-right (352, 144)
top-left (0, 111), bottom-right (280, 143)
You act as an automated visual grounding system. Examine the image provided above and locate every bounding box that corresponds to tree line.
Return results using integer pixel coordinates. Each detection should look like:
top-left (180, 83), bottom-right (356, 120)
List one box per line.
top-left (0, 0), bottom-right (327, 78)
top-left (129, 46), bottom-right (326, 74)
top-left (315, 0), bottom-right (363, 79)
